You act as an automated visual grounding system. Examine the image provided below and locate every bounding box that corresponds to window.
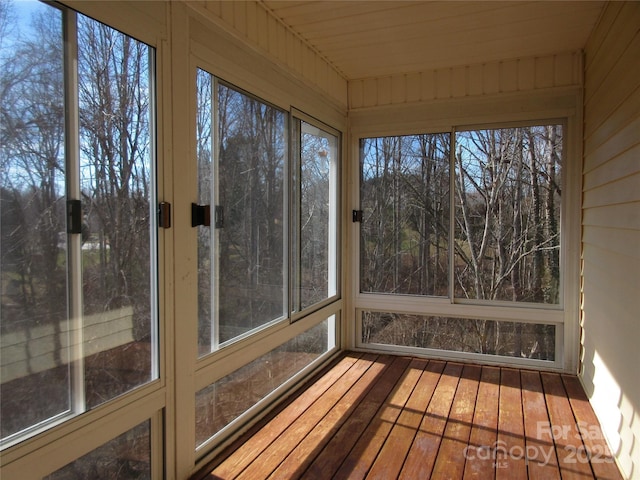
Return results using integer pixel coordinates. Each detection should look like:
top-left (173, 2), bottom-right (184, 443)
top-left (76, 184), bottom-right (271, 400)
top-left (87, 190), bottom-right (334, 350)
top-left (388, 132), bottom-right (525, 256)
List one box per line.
top-left (362, 312), bottom-right (556, 361)
top-left (358, 124), bottom-right (563, 362)
top-left (196, 71), bottom-right (341, 355)
top-left (196, 71), bottom-right (287, 355)
top-left (455, 126), bottom-right (562, 303)
top-left (292, 116), bottom-right (340, 313)
top-left (44, 421), bottom-right (151, 479)
top-left (360, 133), bottom-right (450, 296)
top-left (194, 69), bottom-right (341, 451)
top-left (1, 2), bottom-right (157, 447)
top-left (195, 316), bottom-right (336, 449)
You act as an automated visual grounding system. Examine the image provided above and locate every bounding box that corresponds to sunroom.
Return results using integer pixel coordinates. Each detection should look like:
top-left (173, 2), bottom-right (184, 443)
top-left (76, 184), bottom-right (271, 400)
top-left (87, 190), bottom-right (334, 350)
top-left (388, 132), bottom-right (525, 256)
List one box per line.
top-left (0, 1), bottom-right (637, 479)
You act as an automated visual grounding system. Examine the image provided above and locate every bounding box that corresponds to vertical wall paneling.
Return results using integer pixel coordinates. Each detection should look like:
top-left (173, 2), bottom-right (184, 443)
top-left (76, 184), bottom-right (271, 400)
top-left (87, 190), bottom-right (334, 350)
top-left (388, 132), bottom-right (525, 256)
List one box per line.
top-left (534, 55), bottom-right (555, 89)
top-left (348, 52), bottom-right (583, 110)
top-left (405, 72), bottom-right (421, 103)
top-left (581, 3), bottom-right (640, 479)
top-left (483, 62), bottom-right (500, 95)
top-left (468, 64), bottom-right (484, 96)
top-left (517, 57), bottom-right (536, 91)
top-left (246, 1), bottom-right (258, 45)
top-left (500, 60), bottom-right (518, 93)
top-left (377, 76), bottom-right (392, 106)
top-left (435, 68), bottom-right (451, 99)
top-left (391, 75), bottom-right (406, 105)
top-left (422, 70), bottom-right (437, 102)
top-left (197, 1), bottom-right (347, 110)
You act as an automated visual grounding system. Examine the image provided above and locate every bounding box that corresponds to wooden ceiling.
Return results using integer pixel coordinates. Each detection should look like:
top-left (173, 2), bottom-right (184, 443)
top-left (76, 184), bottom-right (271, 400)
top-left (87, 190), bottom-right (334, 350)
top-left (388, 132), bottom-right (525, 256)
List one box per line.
top-left (260, 1), bottom-right (606, 80)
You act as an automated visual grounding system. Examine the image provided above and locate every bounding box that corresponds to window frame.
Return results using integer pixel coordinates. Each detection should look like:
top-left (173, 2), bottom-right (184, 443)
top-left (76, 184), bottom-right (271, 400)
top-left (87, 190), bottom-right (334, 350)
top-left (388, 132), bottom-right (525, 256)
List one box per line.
top-left (195, 72), bottom-right (291, 356)
top-left (290, 108), bottom-right (342, 322)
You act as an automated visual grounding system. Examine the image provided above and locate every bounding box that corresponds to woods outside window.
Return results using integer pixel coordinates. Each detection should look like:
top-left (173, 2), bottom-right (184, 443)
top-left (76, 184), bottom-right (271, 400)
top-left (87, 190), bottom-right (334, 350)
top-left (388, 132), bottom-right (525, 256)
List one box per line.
top-left (358, 123), bottom-right (564, 363)
top-left (0, 2), bottom-right (157, 461)
top-left (194, 69), bottom-right (340, 449)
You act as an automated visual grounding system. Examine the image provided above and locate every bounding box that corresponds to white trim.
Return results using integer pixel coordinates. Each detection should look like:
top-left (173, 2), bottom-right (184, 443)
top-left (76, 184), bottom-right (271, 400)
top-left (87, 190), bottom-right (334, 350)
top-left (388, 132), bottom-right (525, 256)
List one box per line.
top-left (172, 4), bottom-right (200, 477)
top-left (353, 343), bottom-right (563, 371)
top-left (211, 74), bottom-right (221, 352)
top-left (148, 40), bottom-right (160, 385)
top-left (354, 294), bottom-right (564, 325)
top-left (64, 5), bottom-right (87, 425)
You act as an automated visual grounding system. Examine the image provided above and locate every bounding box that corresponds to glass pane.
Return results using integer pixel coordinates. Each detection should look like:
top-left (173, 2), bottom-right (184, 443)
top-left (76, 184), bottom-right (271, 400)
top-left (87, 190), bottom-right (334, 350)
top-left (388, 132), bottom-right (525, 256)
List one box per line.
top-left (360, 134), bottom-right (450, 295)
top-left (454, 125), bottom-right (562, 303)
top-left (45, 420), bottom-right (151, 479)
top-left (197, 73), bottom-right (287, 355)
top-left (196, 69), bottom-right (213, 354)
top-left (77, 15), bottom-right (156, 407)
top-left (0, 1), bottom-right (69, 440)
top-left (195, 316), bottom-right (334, 447)
top-left (293, 119), bottom-right (339, 312)
top-left (362, 312), bottom-right (555, 361)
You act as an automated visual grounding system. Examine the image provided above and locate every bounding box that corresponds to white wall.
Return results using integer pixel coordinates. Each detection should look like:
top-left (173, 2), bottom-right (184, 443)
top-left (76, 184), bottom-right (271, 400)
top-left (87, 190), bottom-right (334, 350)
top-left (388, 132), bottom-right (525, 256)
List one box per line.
top-left (581, 3), bottom-right (640, 479)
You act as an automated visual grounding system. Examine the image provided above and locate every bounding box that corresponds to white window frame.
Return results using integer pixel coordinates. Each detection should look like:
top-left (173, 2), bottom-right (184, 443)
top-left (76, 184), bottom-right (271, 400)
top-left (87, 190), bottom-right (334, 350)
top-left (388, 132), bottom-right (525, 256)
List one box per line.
top-left (195, 71), bottom-right (291, 357)
top-left (290, 109), bottom-right (342, 321)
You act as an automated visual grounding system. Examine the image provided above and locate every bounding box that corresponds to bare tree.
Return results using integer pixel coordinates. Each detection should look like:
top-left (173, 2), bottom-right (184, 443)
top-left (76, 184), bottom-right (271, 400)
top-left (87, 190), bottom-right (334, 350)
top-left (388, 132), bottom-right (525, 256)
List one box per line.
top-left (360, 134), bottom-right (449, 296)
top-left (77, 16), bottom-right (152, 324)
top-left (216, 85), bottom-right (286, 341)
top-left (360, 126), bottom-right (561, 360)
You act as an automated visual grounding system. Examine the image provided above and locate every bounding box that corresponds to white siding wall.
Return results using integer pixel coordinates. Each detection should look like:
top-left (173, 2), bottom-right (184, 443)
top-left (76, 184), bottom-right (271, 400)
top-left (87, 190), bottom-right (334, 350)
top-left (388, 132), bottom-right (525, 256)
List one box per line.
top-left (581, 3), bottom-right (640, 479)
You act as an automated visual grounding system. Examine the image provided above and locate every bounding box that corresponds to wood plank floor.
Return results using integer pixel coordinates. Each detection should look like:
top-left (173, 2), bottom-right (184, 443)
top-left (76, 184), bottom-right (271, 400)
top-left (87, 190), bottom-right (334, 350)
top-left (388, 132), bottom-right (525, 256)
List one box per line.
top-left (196, 352), bottom-right (623, 480)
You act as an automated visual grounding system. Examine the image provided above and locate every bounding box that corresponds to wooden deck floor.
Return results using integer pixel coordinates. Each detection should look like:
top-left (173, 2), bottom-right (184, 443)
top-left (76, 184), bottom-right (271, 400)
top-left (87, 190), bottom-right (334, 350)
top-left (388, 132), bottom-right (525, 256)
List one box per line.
top-left (196, 352), bottom-right (623, 480)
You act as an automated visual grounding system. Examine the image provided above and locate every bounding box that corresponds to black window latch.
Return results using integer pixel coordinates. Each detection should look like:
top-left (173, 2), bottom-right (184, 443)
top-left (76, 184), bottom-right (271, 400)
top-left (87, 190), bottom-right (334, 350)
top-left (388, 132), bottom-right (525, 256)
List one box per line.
top-left (191, 203), bottom-right (211, 227)
top-left (158, 202), bottom-right (171, 229)
top-left (67, 199), bottom-right (82, 234)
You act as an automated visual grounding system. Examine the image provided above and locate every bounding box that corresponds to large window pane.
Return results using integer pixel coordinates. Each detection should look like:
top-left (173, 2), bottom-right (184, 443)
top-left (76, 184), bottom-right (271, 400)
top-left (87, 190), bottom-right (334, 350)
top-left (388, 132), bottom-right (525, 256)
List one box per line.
top-left (77, 13), bottom-right (156, 408)
top-left (44, 420), bottom-right (151, 479)
top-left (454, 126), bottom-right (562, 303)
top-left (1, 3), bottom-right (157, 445)
top-left (292, 119), bottom-right (339, 312)
top-left (196, 69), bottom-right (213, 355)
top-left (362, 311), bottom-right (555, 361)
top-left (195, 317), bottom-right (335, 447)
top-left (1, 1), bottom-right (69, 439)
top-left (360, 134), bottom-right (450, 296)
top-left (197, 71), bottom-right (287, 355)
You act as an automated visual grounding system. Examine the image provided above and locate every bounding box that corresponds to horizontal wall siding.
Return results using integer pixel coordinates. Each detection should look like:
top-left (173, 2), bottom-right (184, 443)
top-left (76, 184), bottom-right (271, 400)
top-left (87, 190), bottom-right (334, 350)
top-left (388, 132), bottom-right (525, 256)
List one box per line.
top-left (581, 2), bottom-right (640, 479)
top-left (348, 52), bottom-right (582, 109)
top-left (195, 1), bottom-right (347, 110)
